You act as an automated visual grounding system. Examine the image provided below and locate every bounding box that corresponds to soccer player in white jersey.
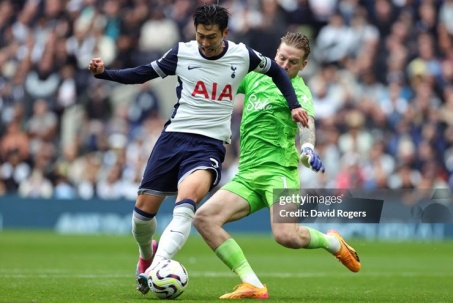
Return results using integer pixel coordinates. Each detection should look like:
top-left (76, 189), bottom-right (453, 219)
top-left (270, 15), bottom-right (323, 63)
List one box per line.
top-left (194, 32), bottom-right (361, 299)
top-left (88, 4), bottom-right (309, 295)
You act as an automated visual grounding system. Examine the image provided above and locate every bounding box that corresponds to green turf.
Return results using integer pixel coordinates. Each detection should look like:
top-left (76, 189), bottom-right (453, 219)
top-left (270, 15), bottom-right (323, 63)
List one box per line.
top-left (0, 231), bottom-right (452, 303)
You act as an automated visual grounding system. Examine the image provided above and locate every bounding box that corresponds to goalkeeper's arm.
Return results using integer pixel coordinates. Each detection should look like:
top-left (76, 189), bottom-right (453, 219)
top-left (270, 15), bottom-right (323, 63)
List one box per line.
top-left (298, 117), bottom-right (325, 173)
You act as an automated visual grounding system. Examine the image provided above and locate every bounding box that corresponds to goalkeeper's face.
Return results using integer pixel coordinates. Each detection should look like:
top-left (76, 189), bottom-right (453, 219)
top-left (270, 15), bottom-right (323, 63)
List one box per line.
top-left (275, 43), bottom-right (308, 79)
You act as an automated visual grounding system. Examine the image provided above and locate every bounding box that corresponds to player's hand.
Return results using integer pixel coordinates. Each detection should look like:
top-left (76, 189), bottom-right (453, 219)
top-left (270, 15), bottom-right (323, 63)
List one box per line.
top-left (300, 143), bottom-right (325, 173)
top-left (291, 108), bottom-right (309, 127)
top-left (88, 58), bottom-right (105, 75)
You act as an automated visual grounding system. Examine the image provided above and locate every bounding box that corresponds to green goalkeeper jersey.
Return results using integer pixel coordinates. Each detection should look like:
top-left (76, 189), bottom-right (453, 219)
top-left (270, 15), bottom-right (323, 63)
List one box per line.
top-left (237, 72), bottom-right (314, 170)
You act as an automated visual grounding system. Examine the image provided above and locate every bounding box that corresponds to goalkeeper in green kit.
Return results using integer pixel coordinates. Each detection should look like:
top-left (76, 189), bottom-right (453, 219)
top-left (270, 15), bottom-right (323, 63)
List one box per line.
top-left (193, 32), bottom-right (361, 299)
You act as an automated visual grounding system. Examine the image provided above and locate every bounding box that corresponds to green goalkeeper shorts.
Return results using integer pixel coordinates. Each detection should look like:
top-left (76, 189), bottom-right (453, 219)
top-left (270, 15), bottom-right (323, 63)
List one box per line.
top-left (221, 165), bottom-right (300, 214)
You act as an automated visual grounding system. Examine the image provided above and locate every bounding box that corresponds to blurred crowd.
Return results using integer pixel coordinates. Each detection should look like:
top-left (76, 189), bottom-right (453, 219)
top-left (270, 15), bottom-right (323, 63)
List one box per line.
top-left (0, 0), bottom-right (452, 200)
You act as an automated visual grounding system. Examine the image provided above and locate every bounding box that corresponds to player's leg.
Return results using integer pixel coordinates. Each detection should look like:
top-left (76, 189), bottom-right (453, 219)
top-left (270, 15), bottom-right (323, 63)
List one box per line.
top-left (134, 131), bottom-right (185, 294)
top-left (134, 194), bottom-right (164, 295)
top-left (194, 189), bottom-right (264, 286)
top-left (269, 207), bottom-right (340, 250)
top-left (194, 173), bottom-right (269, 299)
top-left (269, 216), bottom-right (360, 272)
top-left (150, 133), bottom-right (226, 267)
top-left (194, 189), bottom-right (250, 248)
top-left (134, 194), bottom-right (164, 276)
top-left (151, 169), bottom-right (213, 266)
top-left (267, 167), bottom-right (338, 249)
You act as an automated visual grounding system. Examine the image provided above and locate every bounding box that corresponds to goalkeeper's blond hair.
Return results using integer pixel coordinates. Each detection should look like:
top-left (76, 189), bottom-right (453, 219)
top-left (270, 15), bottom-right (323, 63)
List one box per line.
top-left (281, 32), bottom-right (311, 60)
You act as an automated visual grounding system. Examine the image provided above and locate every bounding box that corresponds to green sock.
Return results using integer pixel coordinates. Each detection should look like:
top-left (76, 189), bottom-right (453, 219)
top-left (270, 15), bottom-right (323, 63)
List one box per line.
top-left (306, 227), bottom-right (330, 249)
top-left (215, 238), bottom-right (254, 280)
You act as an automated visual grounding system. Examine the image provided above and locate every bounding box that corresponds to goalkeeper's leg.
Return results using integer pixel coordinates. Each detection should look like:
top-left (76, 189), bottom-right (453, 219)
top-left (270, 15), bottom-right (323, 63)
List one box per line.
top-left (194, 189), bottom-right (269, 299)
top-left (270, 207), bottom-right (361, 272)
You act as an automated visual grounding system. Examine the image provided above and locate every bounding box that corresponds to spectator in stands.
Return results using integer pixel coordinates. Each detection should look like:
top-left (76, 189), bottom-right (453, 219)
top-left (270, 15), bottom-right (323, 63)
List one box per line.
top-left (55, 62), bottom-right (78, 117)
top-left (53, 174), bottom-right (77, 199)
top-left (26, 99), bottom-right (58, 154)
top-left (76, 153), bottom-right (102, 200)
top-left (315, 12), bottom-right (353, 65)
top-left (242, 0), bottom-right (288, 58)
top-left (18, 145), bottom-right (55, 199)
top-left (335, 151), bottom-right (365, 190)
top-left (0, 121), bottom-right (29, 163)
top-left (337, 110), bottom-right (374, 158)
top-left (138, 4), bottom-right (180, 62)
top-left (0, 148), bottom-right (31, 193)
top-left (96, 163), bottom-right (123, 200)
top-left (439, 0), bottom-right (453, 36)
top-left (24, 43), bottom-right (60, 105)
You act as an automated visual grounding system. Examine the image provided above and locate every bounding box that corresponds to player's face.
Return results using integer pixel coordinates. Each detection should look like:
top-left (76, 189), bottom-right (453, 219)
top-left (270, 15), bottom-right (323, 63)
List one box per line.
top-left (196, 24), bottom-right (228, 57)
top-left (275, 43), bottom-right (308, 79)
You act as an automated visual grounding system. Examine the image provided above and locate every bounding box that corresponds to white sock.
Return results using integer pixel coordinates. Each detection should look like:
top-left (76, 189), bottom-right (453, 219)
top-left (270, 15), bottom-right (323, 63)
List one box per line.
top-left (152, 200), bottom-right (195, 267)
top-left (132, 210), bottom-right (157, 260)
top-left (237, 262), bottom-right (263, 288)
top-left (243, 274), bottom-right (264, 288)
top-left (326, 234), bottom-right (341, 254)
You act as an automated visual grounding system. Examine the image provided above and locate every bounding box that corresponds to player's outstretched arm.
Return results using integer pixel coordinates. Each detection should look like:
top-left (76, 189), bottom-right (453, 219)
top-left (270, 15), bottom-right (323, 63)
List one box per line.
top-left (87, 57), bottom-right (160, 84)
top-left (298, 116), bottom-right (325, 173)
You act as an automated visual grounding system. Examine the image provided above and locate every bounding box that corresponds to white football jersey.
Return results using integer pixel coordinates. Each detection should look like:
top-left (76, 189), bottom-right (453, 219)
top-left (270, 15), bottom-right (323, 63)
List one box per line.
top-left (150, 40), bottom-right (271, 143)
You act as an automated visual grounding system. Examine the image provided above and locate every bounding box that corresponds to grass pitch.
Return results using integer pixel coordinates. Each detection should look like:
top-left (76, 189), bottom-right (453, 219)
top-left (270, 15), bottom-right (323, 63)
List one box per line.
top-left (0, 231), bottom-right (452, 303)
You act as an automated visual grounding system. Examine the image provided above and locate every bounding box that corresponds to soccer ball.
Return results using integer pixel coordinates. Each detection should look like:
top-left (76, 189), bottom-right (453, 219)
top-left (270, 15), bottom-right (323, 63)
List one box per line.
top-left (148, 259), bottom-right (189, 299)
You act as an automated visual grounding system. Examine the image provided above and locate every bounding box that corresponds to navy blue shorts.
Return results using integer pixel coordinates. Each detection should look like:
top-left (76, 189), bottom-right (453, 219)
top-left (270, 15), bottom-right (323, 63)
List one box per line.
top-left (138, 131), bottom-right (226, 196)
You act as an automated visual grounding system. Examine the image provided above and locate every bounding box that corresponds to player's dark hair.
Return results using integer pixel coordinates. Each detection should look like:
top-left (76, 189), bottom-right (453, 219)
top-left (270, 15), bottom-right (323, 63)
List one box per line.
top-left (281, 32), bottom-right (311, 60)
top-left (193, 4), bottom-right (230, 32)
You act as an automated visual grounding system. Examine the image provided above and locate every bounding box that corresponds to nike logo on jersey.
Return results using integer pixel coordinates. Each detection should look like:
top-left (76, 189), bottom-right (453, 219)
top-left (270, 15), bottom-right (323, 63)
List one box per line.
top-left (188, 65), bottom-right (202, 70)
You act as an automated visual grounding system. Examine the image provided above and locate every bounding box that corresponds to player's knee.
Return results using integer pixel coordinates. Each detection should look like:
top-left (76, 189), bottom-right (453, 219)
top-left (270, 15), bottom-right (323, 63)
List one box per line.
top-left (193, 207), bottom-right (210, 231)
